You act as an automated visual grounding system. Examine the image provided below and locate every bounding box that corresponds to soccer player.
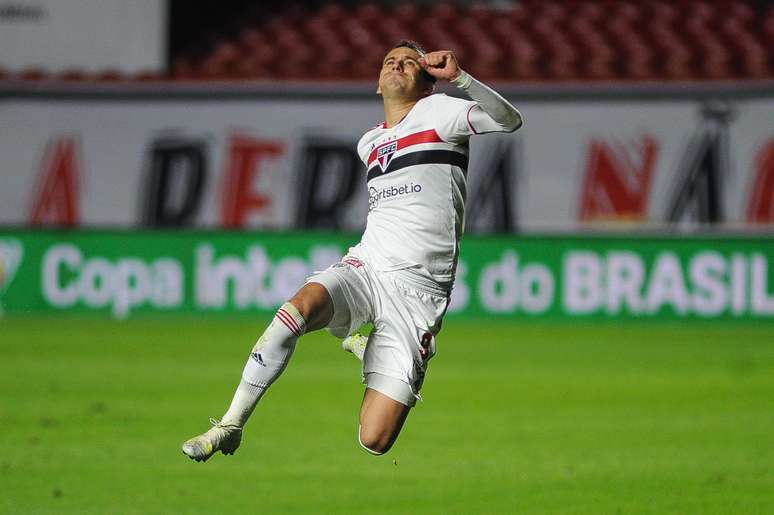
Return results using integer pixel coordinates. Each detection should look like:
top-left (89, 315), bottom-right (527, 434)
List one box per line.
top-left (182, 40), bottom-right (523, 460)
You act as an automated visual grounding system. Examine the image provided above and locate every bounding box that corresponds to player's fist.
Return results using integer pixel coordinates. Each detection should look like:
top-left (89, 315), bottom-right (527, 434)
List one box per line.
top-left (419, 51), bottom-right (462, 81)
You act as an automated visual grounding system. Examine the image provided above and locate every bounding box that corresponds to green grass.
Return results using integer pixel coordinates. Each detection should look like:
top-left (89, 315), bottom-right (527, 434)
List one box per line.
top-left (1, 317), bottom-right (772, 514)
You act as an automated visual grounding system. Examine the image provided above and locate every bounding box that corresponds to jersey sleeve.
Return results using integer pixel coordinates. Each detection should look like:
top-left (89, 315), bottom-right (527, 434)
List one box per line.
top-left (433, 95), bottom-right (519, 146)
top-left (432, 95), bottom-right (480, 146)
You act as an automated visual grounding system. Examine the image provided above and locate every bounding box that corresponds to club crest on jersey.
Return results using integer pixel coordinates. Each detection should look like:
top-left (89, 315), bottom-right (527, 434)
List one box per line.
top-left (376, 141), bottom-right (398, 171)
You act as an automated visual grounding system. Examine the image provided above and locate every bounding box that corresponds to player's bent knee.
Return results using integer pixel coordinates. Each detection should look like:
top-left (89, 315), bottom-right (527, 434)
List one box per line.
top-left (288, 282), bottom-right (333, 331)
top-left (357, 426), bottom-right (393, 456)
top-left (358, 436), bottom-right (384, 456)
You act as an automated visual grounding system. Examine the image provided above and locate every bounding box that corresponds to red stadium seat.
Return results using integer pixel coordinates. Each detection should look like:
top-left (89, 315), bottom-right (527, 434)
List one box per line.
top-left (311, 44), bottom-right (352, 79)
top-left (94, 69), bottom-right (125, 82)
top-left (160, 0), bottom-right (773, 82)
top-left (739, 39), bottom-right (770, 78)
top-left (502, 35), bottom-right (542, 80)
top-left (15, 0), bottom-right (768, 83)
top-left (392, 2), bottom-right (422, 29)
top-left (58, 69), bottom-right (89, 81)
top-left (764, 14), bottom-right (774, 48)
top-left (17, 68), bottom-right (49, 81)
top-left (428, 2), bottom-right (460, 23)
top-left (467, 2), bottom-right (494, 26)
top-left (133, 70), bottom-right (162, 82)
top-left (353, 2), bottom-right (382, 25)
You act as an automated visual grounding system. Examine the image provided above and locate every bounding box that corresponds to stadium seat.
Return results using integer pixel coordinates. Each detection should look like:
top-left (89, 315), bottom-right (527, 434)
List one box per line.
top-left (94, 69), bottom-right (125, 82)
top-left (17, 68), bottom-right (49, 81)
top-left (58, 69), bottom-right (89, 81)
top-left (5, 0), bottom-right (772, 83)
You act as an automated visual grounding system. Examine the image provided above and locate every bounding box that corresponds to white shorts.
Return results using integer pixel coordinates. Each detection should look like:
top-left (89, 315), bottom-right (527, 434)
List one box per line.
top-left (307, 255), bottom-right (449, 407)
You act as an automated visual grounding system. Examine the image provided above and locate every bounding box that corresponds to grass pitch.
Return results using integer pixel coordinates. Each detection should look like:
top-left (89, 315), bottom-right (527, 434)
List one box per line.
top-left (1, 317), bottom-right (772, 514)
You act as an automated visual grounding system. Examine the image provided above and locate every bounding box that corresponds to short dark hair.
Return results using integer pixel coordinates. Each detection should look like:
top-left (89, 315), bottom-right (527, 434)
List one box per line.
top-left (390, 39), bottom-right (437, 85)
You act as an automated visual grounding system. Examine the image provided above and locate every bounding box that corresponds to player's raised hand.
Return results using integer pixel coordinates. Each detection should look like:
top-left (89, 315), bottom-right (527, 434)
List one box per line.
top-left (419, 51), bottom-right (462, 82)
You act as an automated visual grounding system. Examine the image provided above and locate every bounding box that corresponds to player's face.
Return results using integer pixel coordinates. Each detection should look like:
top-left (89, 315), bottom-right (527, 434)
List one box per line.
top-left (377, 47), bottom-right (431, 98)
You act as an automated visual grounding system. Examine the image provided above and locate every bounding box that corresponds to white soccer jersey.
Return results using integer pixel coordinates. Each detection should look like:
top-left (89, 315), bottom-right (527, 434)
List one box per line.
top-left (353, 93), bottom-right (514, 291)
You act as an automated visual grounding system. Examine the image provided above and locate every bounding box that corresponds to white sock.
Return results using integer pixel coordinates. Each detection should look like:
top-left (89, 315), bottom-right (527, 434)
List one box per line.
top-left (220, 302), bottom-right (306, 427)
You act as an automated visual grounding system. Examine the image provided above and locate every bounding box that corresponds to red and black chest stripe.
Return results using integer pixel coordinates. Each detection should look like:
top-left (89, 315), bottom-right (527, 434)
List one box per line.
top-left (366, 129), bottom-right (468, 182)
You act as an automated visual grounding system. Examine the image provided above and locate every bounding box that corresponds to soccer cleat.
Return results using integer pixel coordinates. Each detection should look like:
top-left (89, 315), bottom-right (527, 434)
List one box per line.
top-left (341, 332), bottom-right (368, 361)
top-left (181, 418), bottom-right (243, 462)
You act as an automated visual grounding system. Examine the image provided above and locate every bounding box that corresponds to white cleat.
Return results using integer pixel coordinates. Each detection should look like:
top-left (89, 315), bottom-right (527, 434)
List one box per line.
top-left (182, 418), bottom-right (243, 462)
top-left (341, 332), bottom-right (368, 361)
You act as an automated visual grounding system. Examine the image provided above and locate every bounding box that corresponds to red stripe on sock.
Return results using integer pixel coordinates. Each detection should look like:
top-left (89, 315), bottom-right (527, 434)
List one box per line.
top-left (275, 311), bottom-right (299, 336)
top-left (275, 310), bottom-right (299, 334)
top-left (278, 308), bottom-right (301, 333)
top-left (275, 309), bottom-right (301, 336)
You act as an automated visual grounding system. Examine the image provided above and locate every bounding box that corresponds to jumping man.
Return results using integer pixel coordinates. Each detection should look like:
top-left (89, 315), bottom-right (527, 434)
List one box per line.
top-left (182, 40), bottom-right (523, 459)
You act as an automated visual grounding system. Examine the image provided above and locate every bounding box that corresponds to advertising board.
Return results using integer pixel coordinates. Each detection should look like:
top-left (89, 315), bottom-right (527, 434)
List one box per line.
top-left (2, 230), bottom-right (772, 321)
